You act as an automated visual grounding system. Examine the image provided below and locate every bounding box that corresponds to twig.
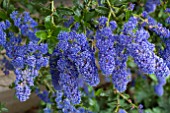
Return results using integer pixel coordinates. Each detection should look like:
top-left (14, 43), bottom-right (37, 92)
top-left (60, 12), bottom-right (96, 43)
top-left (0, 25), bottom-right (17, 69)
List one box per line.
top-left (51, 0), bottom-right (55, 25)
top-left (115, 90), bottom-right (138, 109)
top-left (114, 94), bottom-right (120, 113)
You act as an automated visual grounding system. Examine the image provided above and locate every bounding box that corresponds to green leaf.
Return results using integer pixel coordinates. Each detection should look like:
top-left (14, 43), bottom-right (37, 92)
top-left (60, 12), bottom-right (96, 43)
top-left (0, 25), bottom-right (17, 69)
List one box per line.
top-left (152, 107), bottom-right (162, 113)
top-left (36, 30), bottom-right (47, 40)
top-left (1, 108), bottom-right (8, 112)
top-left (95, 88), bottom-right (103, 96)
top-left (0, 10), bottom-right (7, 20)
top-left (118, 13), bottom-right (125, 20)
top-left (73, 0), bottom-right (80, 6)
top-left (2, 0), bottom-right (9, 9)
top-left (0, 103), bottom-right (8, 113)
top-left (89, 98), bottom-right (100, 112)
top-left (54, 26), bottom-right (69, 36)
top-left (74, 8), bottom-right (81, 17)
top-left (74, 15), bottom-right (81, 22)
top-left (100, 0), bottom-right (106, 4)
top-left (84, 0), bottom-right (88, 3)
top-left (47, 37), bottom-right (58, 54)
top-left (95, 6), bottom-right (109, 15)
top-left (123, 94), bottom-right (130, 99)
top-left (158, 8), bottom-right (163, 18)
top-left (125, 10), bottom-right (131, 21)
top-left (57, 7), bottom-right (74, 16)
top-left (44, 16), bottom-right (52, 29)
top-left (148, 74), bottom-right (157, 82)
top-left (107, 101), bottom-right (117, 107)
top-left (30, 3), bottom-right (51, 15)
top-left (89, 98), bottom-right (95, 106)
top-left (84, 11), bottom-right (97, 22)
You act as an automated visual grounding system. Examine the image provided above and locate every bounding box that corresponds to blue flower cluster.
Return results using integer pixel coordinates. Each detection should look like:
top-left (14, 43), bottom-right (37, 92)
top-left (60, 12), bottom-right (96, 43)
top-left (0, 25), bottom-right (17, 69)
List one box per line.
top-left (43, 108), bottom-right (52, 113)
top-left (138, 104), bottom-right (144, 113)
top-left (50, 31), bottom-right (99, 105)
top-left (156, 41), bottom-right (170, 96)
top-left (122, 16), bottom-right (138, 36)
top-left (142, 11), bottom-right (170, 39)
top-left (51, 11), bottom-right (170, 111)
top-left (165, 8), bottom-right (170, 24)
top-left (10, 11), bottom-right (39, 42)
top-left (96, 17), bottom-right (116, 76)
top-left (0, 20), bottom-right (9, 46)
top-left (0, 11), bottom-right (49, 102)
top-left (125, 16), bottom-right (170, 96)
top-left (140, 10), bottom-right (170, 96)
top-left (145, 0), bottom-right (160, 13)
top-left (35, 89), bottom-right (51, 103)
top-left (1, 3), bottom-right (170, 112)
top-left (95, 15), bottom-right (170, 95)
top-left (113, 35), bottom-right (131, 92)
top-left (95, 16), bottom-right (132, 92)
top-left (112, 56), bottom-right (131, 92)
top-left (165, 8), bottom-right (170, 13)
top-left (64, 16), bottom-right (80, 31)
top-left (0, 56), bottom-right (14, 75)
top-left (128, 3), bottom-right (135, 11)
top-left (127, 28), bottom-right (156, 74)
top-left (55, 91), bottom-right (93, 113)
top-left (166, 17), bottom-right (170, 24)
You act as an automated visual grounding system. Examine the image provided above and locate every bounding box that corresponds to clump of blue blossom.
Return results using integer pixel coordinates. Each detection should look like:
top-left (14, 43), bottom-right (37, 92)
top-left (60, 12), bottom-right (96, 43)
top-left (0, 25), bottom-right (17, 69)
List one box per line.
top-left (0, 11), bottom-right (49, 102)
top-left (96, 17), bottom-right (116, 76)
top-left (145, 0), bottom-right (160, 13)
top-left (1, 0), bottom-right (170, 112)
top-left (50, 31), bottom-right (100, 105)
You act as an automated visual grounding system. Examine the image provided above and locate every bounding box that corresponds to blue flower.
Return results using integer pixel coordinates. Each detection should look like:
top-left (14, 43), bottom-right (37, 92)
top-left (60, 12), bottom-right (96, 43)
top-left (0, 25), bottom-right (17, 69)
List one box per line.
top-left (98, 16), bottom-right (108, 28)
top-left (43, 108), bottom-right (52, 113)
top-left (165, 8), bottom-right (170, 13)
top-left (64, 16), bottom-right (74, 27)
top-left (75, 51), bottom-right (100, 86)
top-left (26, 55), bottom-right (36, 68)
top-left (99, 52), bottom-right (115, 76)
top-left (0, 22), bottom-right (6, 46)
top-left (10, 11), bottom-right (39, 42)
top-left (118, 109), bottom-right (127, 113)
top-left (128, 42), bottom-right (156, 74)
top-left (11, 57), bottom-right (24, 69)
top-left (15, 84), bottom-right (31, 102)
top-left (145, 0), bottom-right (160, 13)
top-left (128, 3), bottom-right (135, 11)
top-left (50, 52), bottom-right (61, 91)
top-left (155, 56), bottom-right (170, 78)
top-left (36, 89), bottom-right (51, 103)
top-left (145, 1), bottom-right (156, 13)
top-left (0, 57), bottom-right (14, 75)
top-left (122, 16), bottom-right (138, 35)
top-left (96, 26), bottom-right (116, 76)
top-left (109, 20), bottom-right (117, 31)
top-left (138, 104), bottom-right (144, 113)
top-left (36, 57), bottom-right (49, 70)
top-left (154, 84), bottom-right (164, 96)
top-left (3, 11), bottom-right (49, 102)
top-left (112, 51), bottom-right (131, 92)
top-left (142, 15), bottom-right (170, 39)
top-left (166, 17), bottom-right (170, 24)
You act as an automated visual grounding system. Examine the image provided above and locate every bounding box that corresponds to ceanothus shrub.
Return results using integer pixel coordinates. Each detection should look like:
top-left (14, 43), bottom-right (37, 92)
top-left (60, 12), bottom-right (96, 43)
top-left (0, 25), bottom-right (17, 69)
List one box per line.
top-left (0, 0), bottom-right (170, 113)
